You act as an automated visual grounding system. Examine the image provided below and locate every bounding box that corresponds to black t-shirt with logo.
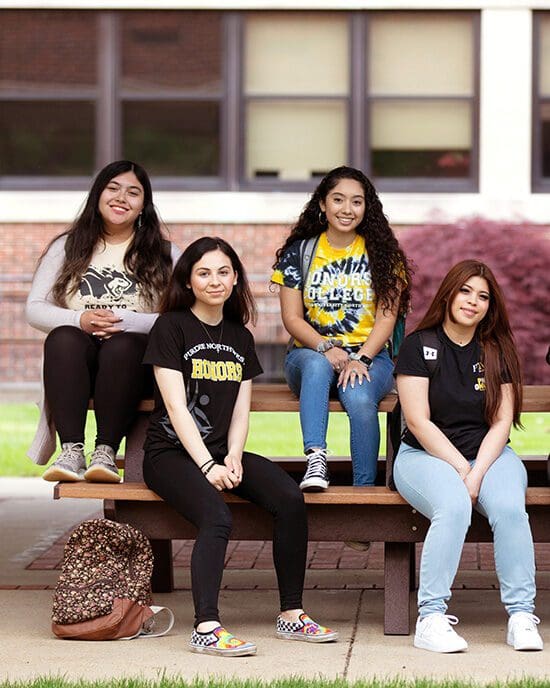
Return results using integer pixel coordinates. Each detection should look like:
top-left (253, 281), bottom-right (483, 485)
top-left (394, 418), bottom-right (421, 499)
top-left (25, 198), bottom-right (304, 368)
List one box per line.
top-left (143, 310), bottom-right (263, 456)
top-left (394, 326), bottom-right (491, 460)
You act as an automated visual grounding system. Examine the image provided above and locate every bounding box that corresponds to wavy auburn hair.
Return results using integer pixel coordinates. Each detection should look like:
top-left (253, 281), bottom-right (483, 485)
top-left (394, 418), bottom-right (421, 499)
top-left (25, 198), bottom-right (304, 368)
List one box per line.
top-left (415, 260), bottom-right (523, 427)
top-left (41, 160), bottom-right (172, 309)
top-left (273, 166), bottom-right (412, 316)
top-left (160, 236), bottom-right (257, 326)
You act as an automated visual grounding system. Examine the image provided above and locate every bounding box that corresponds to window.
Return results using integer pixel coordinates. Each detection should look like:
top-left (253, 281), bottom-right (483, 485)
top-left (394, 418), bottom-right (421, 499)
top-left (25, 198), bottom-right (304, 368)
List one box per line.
top-left (368, 14), bottom-right (476, 186)
top-left (0, 9), bottom-right (479, 191)
top-left (0, 11), bottom-right (97, 178)
top-left (120, 12), bottom-right (222, 178)
top-left (243, 13), bottom-right (348, 183)
top-left (534, 13), bottom-right (550, 189)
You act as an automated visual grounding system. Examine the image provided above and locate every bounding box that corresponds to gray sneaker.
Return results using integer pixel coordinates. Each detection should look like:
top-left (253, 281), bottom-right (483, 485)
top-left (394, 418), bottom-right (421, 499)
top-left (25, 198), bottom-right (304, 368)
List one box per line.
top-left (84, 444), bottom-right (121, 483)
top-left (42, 442), bottom-right (86, 482)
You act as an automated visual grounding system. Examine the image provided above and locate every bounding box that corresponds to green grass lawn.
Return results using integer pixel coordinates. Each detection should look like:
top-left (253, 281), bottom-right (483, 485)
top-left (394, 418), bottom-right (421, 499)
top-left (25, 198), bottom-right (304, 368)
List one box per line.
top-left (1, 404), bottom-right (548, 477)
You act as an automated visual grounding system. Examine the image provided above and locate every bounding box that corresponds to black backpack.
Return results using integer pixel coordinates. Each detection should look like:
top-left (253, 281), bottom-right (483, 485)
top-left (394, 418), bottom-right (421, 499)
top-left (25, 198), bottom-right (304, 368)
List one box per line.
top-left (387, 329), bottom-right (441, 489)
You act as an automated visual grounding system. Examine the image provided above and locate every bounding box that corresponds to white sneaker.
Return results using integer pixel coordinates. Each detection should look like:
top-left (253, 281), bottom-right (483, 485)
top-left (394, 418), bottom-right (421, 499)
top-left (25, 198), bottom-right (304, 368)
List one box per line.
top-left (414, 613), bottom-right (468, 653)
top-left (507, 612), bottom-right (543, 651)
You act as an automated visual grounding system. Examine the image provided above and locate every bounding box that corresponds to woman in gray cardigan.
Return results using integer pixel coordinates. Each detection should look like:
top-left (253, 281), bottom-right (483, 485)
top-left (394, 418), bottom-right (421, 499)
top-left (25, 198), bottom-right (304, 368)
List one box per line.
top-left (26, 160), bottom-right (181, 482)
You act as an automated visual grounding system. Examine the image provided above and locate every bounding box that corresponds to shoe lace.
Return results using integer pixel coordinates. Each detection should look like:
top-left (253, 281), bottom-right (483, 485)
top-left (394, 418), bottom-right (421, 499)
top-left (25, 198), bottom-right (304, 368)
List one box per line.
top-left (59, 443), bottom-right (84, 463)
top-left (305, 450), bottom-right (327, 476)
top-left (425, 614), bottom-right (460, 632)
top-left (91, 445), bottom-right (115, 467)
top-left (511, 612), bottom-right (540, 628)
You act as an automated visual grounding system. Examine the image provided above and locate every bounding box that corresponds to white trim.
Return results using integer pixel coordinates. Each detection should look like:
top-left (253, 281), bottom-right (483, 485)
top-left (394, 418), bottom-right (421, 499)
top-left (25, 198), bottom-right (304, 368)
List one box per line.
top-left (479, 8), bottom-right (533, 198)
top-left (1, 190), bottom-right (550, 224)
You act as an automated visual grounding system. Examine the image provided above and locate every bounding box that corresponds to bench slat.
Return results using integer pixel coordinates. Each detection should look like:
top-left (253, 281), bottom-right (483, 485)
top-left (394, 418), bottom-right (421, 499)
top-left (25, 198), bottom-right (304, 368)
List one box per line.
top-left (129, 385), bottom-right (398, 413)
top-left (522, 385), bottom-right (550, 412)
top-left (116, 384), bottom-right (550, 414)
top-left (54, 481), bottom-right (550, 506)
top-left (94, 385), bottom-right (550, 415)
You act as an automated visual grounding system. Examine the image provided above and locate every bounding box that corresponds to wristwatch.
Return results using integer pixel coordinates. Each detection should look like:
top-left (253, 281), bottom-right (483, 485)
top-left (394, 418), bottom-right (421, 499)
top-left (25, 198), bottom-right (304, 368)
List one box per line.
top-left (349, 352), bottom-right (373, 369)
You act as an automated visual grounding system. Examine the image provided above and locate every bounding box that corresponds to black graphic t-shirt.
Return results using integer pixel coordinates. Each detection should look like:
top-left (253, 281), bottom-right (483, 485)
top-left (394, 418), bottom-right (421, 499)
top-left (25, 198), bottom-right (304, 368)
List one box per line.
top-left (143, 310), bottom-right (263, 455)
top-left (395, 326), bottom-right (495, 460)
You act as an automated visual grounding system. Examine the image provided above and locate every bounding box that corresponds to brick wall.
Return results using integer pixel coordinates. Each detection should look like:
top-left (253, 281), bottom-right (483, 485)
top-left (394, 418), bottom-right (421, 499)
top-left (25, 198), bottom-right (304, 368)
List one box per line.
top-left (0, 222), bottom-right (291, 385)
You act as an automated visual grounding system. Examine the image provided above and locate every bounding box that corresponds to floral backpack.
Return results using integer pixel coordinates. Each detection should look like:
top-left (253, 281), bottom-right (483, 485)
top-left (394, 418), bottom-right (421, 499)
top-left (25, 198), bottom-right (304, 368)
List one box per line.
top-left (52, 518), bottom-right (174, 640)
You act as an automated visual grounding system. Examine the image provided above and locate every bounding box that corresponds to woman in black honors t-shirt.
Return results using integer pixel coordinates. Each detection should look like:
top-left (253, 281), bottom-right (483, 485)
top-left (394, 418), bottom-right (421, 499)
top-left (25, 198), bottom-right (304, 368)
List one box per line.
top-left (143, 237), bottom-right (338, 656)
top-left (394, 260), bottom-right (542, 654)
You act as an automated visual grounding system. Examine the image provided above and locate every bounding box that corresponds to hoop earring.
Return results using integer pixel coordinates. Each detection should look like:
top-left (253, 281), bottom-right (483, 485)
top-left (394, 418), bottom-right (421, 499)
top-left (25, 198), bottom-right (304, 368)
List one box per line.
top-left (318, 210), bottom-right (327, 227)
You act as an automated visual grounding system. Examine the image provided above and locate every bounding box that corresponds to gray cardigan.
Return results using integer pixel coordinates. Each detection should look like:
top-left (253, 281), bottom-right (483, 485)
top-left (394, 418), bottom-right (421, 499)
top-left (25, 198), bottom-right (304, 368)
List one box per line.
top-left (26, 236), bottom-right (182, 464)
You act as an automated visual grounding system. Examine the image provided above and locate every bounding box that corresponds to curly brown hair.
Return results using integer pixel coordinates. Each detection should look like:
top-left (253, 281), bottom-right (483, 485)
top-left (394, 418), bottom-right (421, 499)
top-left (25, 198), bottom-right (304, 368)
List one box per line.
top-left (273, 166), bottom-right (412, 316)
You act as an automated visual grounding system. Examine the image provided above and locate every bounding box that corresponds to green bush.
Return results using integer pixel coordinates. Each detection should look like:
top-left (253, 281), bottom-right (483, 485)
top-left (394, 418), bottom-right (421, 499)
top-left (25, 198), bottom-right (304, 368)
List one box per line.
top-left (399, 219), bottom-right (550, 384)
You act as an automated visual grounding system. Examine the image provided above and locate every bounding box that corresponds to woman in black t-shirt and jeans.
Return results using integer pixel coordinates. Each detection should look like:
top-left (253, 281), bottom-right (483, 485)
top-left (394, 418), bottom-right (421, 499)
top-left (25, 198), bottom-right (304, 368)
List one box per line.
top-left (143, 236), bottom-right (337, 656)
top-left (394, 260), bottom-right (543, 654)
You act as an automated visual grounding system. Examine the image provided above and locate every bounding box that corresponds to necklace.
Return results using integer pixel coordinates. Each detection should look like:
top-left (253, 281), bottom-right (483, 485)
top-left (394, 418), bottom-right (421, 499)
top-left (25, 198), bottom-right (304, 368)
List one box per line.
top-left (197, 317), bottom-right (224, 354)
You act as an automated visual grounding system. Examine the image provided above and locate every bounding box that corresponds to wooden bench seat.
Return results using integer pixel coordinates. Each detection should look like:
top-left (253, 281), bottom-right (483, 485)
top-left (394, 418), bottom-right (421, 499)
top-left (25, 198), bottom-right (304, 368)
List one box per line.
top-left (62, 383), bottom-right (549, 636)
top-left (55, 482), bottom-right (550, 506)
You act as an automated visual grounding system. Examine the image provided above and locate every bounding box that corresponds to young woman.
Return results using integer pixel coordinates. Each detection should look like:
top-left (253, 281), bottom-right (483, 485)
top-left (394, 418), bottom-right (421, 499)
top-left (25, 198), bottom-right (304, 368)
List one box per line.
top-left (394, 260), bottom-right (543, 653)
top-left (143, 236), bottom-right (337, 656)
top-left (26, 160), bottom-right (181, 482)
top-left (272, 166), bottom-right (411, 490)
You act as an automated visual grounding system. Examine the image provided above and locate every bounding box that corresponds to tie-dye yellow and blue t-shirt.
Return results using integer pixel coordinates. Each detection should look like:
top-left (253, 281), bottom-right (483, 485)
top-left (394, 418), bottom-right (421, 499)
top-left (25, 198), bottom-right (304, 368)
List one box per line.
top-left (271, 232), bottom-right (376, 348)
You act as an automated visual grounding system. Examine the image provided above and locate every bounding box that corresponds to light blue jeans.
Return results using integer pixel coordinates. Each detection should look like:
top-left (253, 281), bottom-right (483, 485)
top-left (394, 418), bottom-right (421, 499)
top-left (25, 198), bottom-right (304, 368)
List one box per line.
top-left (394, 442), bottom-right (536, 618)
top-left (285, 347), bottom-right (394, 486)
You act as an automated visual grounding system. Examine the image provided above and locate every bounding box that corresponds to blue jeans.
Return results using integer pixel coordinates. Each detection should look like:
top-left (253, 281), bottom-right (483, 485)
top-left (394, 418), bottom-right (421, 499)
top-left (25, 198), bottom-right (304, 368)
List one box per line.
top-left (394, 442), bottom-right (536, 618)
top-left (285, 347), bottom-right (394, 486)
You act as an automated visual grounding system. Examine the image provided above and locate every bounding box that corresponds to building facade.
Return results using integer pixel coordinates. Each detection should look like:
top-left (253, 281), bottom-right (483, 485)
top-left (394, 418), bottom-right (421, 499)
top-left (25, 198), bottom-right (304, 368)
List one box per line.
top-left (1, 0), bottom-right (549, 386)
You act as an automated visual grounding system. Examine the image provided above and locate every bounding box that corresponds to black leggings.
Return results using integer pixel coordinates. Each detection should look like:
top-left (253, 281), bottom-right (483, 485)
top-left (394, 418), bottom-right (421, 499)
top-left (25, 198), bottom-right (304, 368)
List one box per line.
top-left (143, 448), bottom-right (308, 626)
top-left (43, 325), bottom-right (149, 451)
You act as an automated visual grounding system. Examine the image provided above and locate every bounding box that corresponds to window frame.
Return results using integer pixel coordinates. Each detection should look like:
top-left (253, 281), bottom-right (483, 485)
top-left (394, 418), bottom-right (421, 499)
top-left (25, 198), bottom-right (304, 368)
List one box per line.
top-left (0, 8), bottom-right (481, 193)
top-left (363, 11), bottom-right (480, 193)
top-left (532, 11), bottom-right (550, 193)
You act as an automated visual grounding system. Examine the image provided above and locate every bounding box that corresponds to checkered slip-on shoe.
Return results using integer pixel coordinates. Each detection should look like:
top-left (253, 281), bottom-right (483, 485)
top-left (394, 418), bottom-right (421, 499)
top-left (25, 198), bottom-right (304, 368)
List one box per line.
top-left (189, 626), bottom-right (257, 657)
top-left (276, 613), bottom-right (339, 643)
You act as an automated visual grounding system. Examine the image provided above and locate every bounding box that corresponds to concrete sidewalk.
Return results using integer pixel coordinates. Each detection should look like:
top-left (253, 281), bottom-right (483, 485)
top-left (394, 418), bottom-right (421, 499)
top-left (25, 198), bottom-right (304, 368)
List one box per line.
top-left (0, 478), bottom-right (549, 683)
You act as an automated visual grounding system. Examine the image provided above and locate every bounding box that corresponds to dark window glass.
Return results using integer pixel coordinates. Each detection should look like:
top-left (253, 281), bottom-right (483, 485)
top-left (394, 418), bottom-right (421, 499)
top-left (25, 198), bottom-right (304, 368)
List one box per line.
top-left (0, 101), bottom-right (95, 175)
top-left (540, 103), bottom-right (550, 177)
top-left (122, 101), bottom-right (219, 176)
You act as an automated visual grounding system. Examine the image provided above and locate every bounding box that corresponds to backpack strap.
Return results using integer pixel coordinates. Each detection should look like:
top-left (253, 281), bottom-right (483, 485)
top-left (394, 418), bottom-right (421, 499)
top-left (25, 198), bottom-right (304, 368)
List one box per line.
top-left (299, 236), bottom-right (320, 287)
top-left (121, 605), bottom-right (175, 641)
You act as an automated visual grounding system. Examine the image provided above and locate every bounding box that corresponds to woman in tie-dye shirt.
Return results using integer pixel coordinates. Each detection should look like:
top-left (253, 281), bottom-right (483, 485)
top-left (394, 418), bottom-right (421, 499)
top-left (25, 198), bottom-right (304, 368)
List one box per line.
top-left (272, 166), bottom-right (411, 491)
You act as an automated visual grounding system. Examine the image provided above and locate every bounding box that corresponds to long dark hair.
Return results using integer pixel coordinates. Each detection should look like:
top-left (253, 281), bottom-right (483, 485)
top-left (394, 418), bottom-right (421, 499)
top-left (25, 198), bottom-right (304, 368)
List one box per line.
top-left (273, 166), bottom-right (412, 316)
top-left (160, 237), bottom-right (257, 326)
top-left (41, 160), bottom-right (172, 308)
top-left (415, 259), bottom-right (523, 427)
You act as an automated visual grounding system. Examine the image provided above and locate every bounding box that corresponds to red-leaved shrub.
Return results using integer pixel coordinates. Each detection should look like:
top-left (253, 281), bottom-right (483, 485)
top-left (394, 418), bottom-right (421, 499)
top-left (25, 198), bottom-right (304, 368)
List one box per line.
top-left (398, 218), bottom-right (550, 384)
